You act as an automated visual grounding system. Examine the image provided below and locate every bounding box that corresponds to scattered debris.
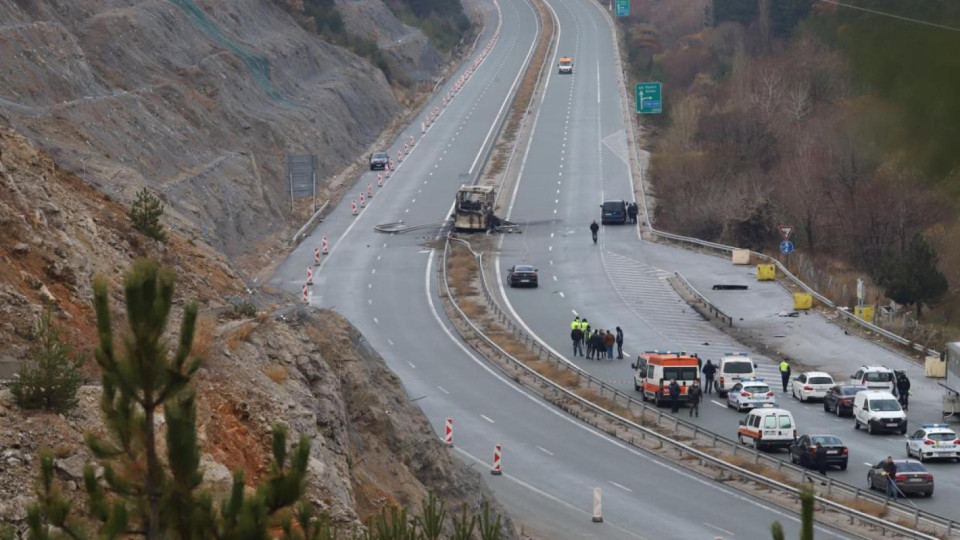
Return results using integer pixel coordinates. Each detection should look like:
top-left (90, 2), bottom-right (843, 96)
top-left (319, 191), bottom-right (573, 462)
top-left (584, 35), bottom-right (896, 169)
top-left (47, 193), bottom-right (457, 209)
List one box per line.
top-left (778, 311), bottom-right (800, 318)
top-left (712, 284), bottom-right (748, 290)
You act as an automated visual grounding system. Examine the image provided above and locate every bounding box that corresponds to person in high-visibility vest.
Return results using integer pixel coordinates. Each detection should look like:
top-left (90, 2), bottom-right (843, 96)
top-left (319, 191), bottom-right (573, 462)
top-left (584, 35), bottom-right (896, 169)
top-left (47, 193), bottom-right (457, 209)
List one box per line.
top-left (779, 360), bottom-right (791, 393)
top-left (571, 316), bottom-right (580, 330)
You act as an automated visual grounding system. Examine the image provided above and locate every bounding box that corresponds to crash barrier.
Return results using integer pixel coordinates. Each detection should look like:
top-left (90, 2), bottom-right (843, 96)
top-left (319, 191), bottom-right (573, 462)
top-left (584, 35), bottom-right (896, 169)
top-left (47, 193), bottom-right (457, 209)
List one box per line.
top-left (757, 264), bottom-right (777, 281)
top-left (441, 236), bottom-right (953, 539)
top-left (732, 249), bottom-right (751, 265)
top-left (672, 272), bottom-right (733, 327)
top-left (491, 444), bottom-right (503, 475)
top-left (794, 293), bottom-right (813, 310)
top-left (290, 200), bottom-right (329, 244)
top-left (592, 488), bottom-right (603, 523)
top-left (374, 221), bottom-right (449, 234)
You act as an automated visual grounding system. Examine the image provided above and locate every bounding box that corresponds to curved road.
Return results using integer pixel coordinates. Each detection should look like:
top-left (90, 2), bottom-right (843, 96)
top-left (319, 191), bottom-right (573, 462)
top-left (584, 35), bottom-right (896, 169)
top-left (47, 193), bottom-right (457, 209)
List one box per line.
top-left (269, 0), bottom-right (855, 536)
top-left (496, 0), bottom-right (960, 520)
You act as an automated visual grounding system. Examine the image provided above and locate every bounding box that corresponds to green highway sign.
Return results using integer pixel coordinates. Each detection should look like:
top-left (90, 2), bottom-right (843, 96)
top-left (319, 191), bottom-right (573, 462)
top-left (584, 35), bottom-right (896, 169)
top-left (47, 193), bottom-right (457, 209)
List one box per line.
top-left (615, 0), bottom-right (629, 17)
top-left (635, 82), bottom-right (662, 114)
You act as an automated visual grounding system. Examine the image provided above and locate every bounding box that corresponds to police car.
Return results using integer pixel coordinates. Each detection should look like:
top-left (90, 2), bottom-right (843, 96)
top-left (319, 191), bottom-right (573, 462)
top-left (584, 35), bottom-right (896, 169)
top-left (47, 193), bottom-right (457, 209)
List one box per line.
top-left (727, 378), bottom-right (777, 412)
top-left (906, 424), bottom-right (960, 462)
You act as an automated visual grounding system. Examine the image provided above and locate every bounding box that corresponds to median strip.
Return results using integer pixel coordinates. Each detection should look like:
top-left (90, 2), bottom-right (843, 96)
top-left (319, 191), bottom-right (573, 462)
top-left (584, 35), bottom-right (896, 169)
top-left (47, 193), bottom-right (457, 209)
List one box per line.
top-left (438, 237), bottom-right (949, 540)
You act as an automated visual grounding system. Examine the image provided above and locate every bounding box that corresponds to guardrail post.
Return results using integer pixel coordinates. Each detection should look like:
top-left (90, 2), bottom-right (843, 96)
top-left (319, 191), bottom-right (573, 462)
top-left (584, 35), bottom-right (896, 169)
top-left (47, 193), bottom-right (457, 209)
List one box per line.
top-left (754, 450), bottom-right (760, 464)
top-left (674, 417), bottom-right (679, 431)
top-left (656, 411), bottom-right (663, 426)
top-left (711, 434), bottom-right (717, 447)
top-left (826, 478), bottom-right (832, 496)
top-left (948, 520), bottom-right (954, 535)
top-left (913, 508), bottom-right (919, 528)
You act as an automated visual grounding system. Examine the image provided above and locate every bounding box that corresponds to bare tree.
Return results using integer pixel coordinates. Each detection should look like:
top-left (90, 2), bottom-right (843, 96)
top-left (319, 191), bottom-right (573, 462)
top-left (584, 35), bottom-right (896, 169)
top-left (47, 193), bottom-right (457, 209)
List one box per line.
top-left (785, 81), bottom-right (811, 123)
top-left (749, 66), bottom-right (784, 120)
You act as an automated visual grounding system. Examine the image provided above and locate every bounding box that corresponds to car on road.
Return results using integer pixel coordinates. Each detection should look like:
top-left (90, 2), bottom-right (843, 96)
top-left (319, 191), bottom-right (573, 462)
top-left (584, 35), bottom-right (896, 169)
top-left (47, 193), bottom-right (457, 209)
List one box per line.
top-left (853, 390), bottom-right (907, 435)
top-left (507, 265), bottom-right (538, 288)
top-left (726, 378), bottom-right (776, 412)
top-left (600, 200), bottom-right (628, 224)
top-left (790, 434), bottom-right (849, 470)
top-left (791, 371), bottom-right (835, 402)
top-left (850, 365), bottom-right (895, 392)
top-left (823, 385), bottom-right (867, 416)
top-left (738, 408), bottom-right (796, 450)
top-left (715, 353), bottom-right (756, 397)
top-left (369, 152), bottom-right (389, 170)
top-left (867, 459), bottom-right (933, 497)
top-left (906, 424), bottom-right (960, 462)
top-left (558, 56), bottom-right (573, 74)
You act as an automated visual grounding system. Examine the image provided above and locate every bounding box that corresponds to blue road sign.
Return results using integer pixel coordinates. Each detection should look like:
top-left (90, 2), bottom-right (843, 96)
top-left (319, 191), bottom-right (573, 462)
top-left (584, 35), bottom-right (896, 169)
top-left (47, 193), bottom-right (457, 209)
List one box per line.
top-left (615, 0), bottom-right (629, 17)
top-left (780, 241), bottom-right (795, 255)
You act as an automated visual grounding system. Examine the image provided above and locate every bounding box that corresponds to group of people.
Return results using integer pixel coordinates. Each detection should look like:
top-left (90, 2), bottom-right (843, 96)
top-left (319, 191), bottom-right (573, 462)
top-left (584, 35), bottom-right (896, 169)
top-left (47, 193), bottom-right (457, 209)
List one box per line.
top-left (665, 378), bottom-right (703, 417)
top-left (569, 316), bottom-right (624, 360)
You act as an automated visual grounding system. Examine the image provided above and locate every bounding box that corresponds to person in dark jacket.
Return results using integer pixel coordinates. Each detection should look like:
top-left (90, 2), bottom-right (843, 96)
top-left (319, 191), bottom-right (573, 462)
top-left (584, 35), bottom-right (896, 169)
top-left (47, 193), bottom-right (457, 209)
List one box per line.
top-left (585, 329), bottom-right (594, 359)
top-left (604, 330), bottom-right (615, 359)
top-left (668, 379), bottom-right (681, 413)
top-left (571, 326), bottom-right (583, 357)
top-left (627, 203), bottom-right (638, 224)
top-left (615, 327), bottom-right (624, 359)
top-left (814, 442), bottom-right (828, 475)
top-left (593, 331), bottom-right (605, 360)
top-left (688, 380), bottom-right (702, 417)
top-left (702, 360), bottom-right (717, 394)
top-left (895, 371), bottom-right (911, 410)
top-left (587, 330), bottom-right (600, 360)
top-left (590, 220), bottom-right (600, 244)
top-left (883, 456), bottom-right (898, 500)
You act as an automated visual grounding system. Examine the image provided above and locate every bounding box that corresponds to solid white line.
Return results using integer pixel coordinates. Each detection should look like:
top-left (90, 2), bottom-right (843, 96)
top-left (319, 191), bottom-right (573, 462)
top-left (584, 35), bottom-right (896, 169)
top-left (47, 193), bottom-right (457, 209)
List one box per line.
top-left (596, 59), bottom-right (601, 104)
top-left (437, 385), bottom-right (450, 394)
top-left (481, 414), bottom-right (496, 424)
top-left (608, 480), bottom-right (633, 492)
top-left (704, 523), bottom-right (735, 537)
top-left (711, 400), bottom-right (726, 408)
top-left (536, 445), bottom-right (554, 456)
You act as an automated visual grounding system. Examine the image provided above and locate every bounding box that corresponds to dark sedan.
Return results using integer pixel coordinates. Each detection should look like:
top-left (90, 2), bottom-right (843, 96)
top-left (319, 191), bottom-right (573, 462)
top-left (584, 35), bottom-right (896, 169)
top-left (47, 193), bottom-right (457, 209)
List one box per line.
top-left (507, 265), bottom-right (538, 288)
top-left (823, 385), bottom-right (868, 416)
top-left (867, 459), bottom-right (933, 497)
top-left (789, 434), bottom-right (848, 470)
top-left (370, 152), bottom-right (389, 170)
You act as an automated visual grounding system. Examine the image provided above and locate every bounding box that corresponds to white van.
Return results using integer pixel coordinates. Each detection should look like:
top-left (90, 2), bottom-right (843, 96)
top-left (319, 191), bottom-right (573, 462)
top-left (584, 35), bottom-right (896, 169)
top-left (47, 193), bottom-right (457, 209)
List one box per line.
top-left (850, 366), bottom-right (895, 392)
top-left (853, 390), bottom-right (907, 435)
top-left (715, 353), bottom-right (756, 397)
top-left (737, 408), bottom-right (797, 450)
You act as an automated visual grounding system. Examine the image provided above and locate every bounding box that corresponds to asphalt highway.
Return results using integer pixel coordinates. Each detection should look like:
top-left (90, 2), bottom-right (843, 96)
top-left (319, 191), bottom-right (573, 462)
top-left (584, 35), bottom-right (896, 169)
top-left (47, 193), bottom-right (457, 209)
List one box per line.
top-left (495, 0), bottom-right (960, 521)
top-left (268, 0), bottom-right (856, 536)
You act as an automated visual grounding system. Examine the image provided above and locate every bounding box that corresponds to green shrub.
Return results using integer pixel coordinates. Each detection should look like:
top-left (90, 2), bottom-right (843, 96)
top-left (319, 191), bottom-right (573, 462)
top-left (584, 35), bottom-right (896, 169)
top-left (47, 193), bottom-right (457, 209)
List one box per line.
top-left (12, 309), bottom-right (84, 412)
top-left (129, 187), bottom-right (167, 242)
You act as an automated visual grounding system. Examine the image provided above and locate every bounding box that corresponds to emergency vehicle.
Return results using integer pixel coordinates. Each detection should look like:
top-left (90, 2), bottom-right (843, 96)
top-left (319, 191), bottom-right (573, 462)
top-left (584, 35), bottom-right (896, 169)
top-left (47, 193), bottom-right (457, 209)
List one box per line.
top-left (737, 408), bottom-right (797, 450)
top-left (558, 57), bottom-right (573, 74)
top-left (715, 352), bottom-right (756, 397)
top-left (631, 351), bottom-right (700, 407)
top-left (727, 378), bottom-right (776, 412)
top-left (906, 424), bottom-right (960, 462)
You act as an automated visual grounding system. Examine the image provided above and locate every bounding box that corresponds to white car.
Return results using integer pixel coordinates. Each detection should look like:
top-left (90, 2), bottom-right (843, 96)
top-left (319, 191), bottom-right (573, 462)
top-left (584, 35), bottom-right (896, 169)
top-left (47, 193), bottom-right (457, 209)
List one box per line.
top-left (850, 366), bottom-right (895, 392)
top-left (906, 424), bottom-right (960, 462)
top-left (791, 371), bottom-right (835, 402)
top-left (727, 379), bottom-right (777, 412)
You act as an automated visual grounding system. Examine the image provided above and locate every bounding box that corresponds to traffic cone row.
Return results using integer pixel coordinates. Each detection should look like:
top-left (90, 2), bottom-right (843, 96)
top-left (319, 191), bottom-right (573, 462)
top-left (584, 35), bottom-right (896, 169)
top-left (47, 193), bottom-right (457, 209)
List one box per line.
top-left (439, 25), bottom-right (500, 111)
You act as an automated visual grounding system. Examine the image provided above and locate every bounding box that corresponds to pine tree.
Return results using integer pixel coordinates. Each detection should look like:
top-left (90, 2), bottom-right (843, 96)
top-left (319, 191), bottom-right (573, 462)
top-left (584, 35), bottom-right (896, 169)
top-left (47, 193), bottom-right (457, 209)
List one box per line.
top-left (879, 233), bottom-right (949, 318)
top-left (129, 188), bottom-right (167, 242)
top-left (12, 309), bottom-right (84, 412)
top-left (27, 259), bottom-right (313, 539)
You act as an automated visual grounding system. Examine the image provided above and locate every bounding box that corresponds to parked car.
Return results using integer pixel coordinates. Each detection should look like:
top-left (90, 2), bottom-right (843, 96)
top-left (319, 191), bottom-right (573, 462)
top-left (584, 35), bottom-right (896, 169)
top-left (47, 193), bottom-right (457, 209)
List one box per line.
top-left (715, 353), bottom-right (756, 397)
top-left (850, 366), bottom-right (895, 392)
top-left (823, 385), bottom-right (867, 416)
top-left (600, 200), bottom-right (628, 224)
top-left (738, 408), bottom-right (796, 450)
top-left (791, 371), bottom-right (835, 402)
top-left (370, 152), bottom-right (389, 170)
top-left (507, 265), bottom-right (538, 288)
top-left (906, 424), bottom-right (960, 462)
top-left (853, 390), bottom-right (907, 435)
top-left (867, 459), bottom-right (933, 497)
top-left (726, 378), bottom-right (776, 412)
top-left (790, 434), bottom-right (848, 470)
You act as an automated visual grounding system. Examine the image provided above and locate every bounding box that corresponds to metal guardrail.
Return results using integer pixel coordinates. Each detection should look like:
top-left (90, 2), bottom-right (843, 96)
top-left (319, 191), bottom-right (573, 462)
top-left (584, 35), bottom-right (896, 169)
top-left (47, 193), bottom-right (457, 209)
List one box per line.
top-left (671, 272), bottom-right (733, 327)
top-left (290, 200), bottom-right (329, 244)
top-left (441, 236), bottom-right (954, 539)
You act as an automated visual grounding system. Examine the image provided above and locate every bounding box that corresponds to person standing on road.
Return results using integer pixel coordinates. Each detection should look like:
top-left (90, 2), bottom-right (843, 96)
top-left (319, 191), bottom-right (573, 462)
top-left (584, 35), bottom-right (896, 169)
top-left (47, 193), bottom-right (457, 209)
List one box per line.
top-left (814, 442), bottom-right (828, 476)
top-left (702, 360), bottom-right (717, 394)
top-left (571, 316), bottom-right (580, 331)
top-left (627, 203), bottom-right (638, 224)
top-left (604, 330), bottom-right (615, 359)
top-left (615, 326), bottom-right (624, 359)
top-left (590, 220), bottom-right (600, 245)
top-left (883, 456), bottom-right (898, 501)
top-left (586, 330), bottom-right (597, 360)
top-left (896, 371), bottom-right (911, 411)
top-left (668, 379), bottom-right (681, 413)
top-left (688, 380), bottom-right (702, 417)
top-left (571, 325), bottom-right (583, 357)
top-left (593, 331), bottom-right (604, 360)
top-left (779, 359), bottom-right (791, 393)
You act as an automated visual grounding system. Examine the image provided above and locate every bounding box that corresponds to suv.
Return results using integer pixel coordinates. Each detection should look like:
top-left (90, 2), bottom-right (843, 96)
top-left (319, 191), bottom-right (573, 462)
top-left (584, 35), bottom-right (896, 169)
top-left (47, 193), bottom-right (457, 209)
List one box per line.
top-left (853, 390), bottom-right (907, 434)
top-left (715, 353), bottom-right (756, 397)
top-left (600, 200), bottom-right (627, 224)
top-left (850, 366), bottom-right (895, 392)
top-left (558, 57), bottom-right (573, 74)
top-left (369, 152), bottom-right (389, 170)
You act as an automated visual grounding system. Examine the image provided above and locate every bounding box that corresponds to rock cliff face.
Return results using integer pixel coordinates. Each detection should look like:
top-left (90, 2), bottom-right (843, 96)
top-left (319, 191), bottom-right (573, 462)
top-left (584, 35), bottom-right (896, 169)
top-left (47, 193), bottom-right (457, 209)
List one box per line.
top-left (0, 128), bottom-right (513, 536)
top-left (0, 0), bottom-right (402, 259)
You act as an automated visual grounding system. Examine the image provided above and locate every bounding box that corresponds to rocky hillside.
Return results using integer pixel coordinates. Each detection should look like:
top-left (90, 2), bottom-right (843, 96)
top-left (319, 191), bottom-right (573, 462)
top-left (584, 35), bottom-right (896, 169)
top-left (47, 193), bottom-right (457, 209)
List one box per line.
top-left (0, 0), bottom-right (405, 263)
top-left (0, 126), bottom-right (513, 535)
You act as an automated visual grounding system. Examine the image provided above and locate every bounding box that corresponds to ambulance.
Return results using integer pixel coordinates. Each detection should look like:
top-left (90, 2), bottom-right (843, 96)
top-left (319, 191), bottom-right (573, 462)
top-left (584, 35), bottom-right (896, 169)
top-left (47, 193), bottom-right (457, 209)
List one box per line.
top-left (737, 408), bottom-right (797, 450)
top-left (558, 57), bottom-right (573, 74)
top-left (631, 351), bottom-right (700, 407)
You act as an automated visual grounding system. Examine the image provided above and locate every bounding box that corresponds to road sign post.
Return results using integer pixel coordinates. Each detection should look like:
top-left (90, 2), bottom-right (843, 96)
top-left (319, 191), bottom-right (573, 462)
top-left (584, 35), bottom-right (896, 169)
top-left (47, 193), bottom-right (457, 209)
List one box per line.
top-left (635, 82), bottom-right (662, 114)
top-left (778, 225), bottom-right (794, 241)
top-left (615, 0), bottom-right (629, 17)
